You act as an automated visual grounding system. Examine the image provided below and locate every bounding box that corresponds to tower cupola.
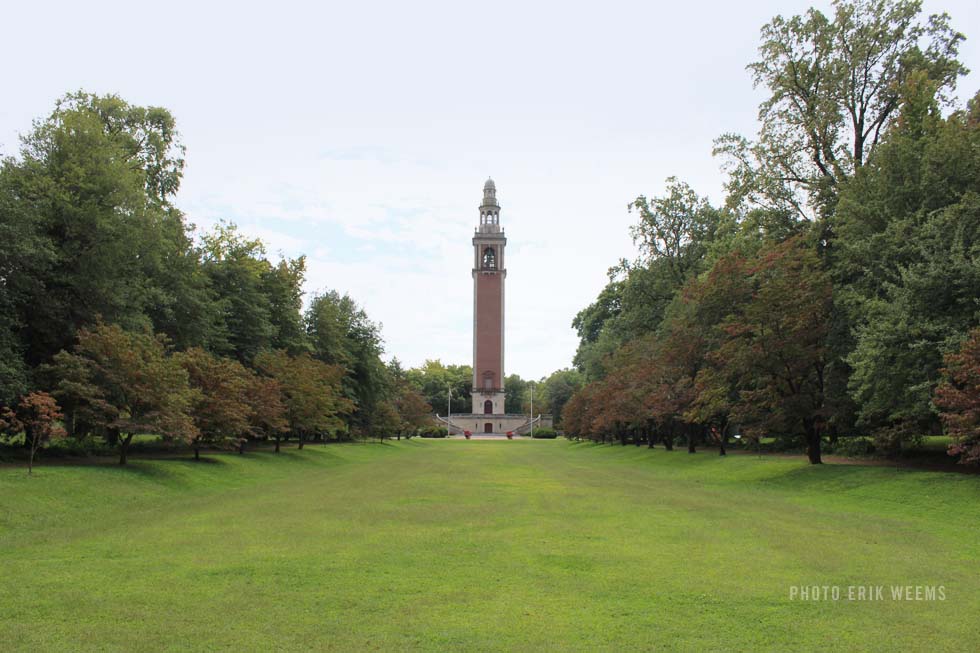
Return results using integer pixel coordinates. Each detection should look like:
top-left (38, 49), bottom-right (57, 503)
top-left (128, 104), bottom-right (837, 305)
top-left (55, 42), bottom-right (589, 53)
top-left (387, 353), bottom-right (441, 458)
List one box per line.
top-left (479, 177), bottom-right (501, 232)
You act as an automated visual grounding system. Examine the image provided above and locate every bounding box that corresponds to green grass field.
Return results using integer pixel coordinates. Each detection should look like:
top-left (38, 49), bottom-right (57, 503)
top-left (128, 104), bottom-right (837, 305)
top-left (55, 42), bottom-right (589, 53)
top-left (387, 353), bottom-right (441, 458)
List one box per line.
top-left (2, 440), bottom-right (978, 651)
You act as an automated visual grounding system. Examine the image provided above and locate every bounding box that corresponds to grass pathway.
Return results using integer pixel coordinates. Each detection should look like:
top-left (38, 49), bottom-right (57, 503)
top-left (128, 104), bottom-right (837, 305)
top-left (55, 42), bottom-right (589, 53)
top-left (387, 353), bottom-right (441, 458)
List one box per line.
top-left (1, 440), bottom-right (978, 651)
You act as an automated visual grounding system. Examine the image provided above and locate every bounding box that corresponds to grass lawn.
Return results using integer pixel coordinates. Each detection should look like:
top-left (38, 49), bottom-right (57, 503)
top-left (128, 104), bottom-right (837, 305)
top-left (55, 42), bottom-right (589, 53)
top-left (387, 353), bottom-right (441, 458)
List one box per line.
top-left (2, 440), bottom-right (979, 651)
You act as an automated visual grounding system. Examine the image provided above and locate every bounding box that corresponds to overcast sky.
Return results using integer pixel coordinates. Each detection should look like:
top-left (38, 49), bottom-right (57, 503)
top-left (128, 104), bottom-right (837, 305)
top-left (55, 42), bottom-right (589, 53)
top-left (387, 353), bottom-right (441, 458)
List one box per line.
top-left (2, 0), bottom-right (978, 379)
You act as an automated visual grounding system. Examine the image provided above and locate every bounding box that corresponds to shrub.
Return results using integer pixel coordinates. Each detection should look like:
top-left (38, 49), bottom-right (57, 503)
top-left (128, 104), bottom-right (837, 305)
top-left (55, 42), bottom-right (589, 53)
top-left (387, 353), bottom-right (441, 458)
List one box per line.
top-left (872, 421), bottom-right (924, 458)
top-left (419, 426), bottom-right (448, 438)
top-left (828, 436), bottom-right (875, 457)
top-left (531, 427), bottom-right (557, 439)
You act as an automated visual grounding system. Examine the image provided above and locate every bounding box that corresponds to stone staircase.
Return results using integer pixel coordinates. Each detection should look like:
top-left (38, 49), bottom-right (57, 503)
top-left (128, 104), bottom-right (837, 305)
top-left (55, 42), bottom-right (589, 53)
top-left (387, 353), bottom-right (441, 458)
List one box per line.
top-left (434, 413), bottom-right (547, 436)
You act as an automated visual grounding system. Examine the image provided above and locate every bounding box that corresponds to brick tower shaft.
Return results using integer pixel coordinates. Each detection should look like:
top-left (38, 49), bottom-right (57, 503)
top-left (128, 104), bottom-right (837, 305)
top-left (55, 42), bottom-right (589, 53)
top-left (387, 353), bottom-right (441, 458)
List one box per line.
top-left (472, 178), bottom-right (506, 416)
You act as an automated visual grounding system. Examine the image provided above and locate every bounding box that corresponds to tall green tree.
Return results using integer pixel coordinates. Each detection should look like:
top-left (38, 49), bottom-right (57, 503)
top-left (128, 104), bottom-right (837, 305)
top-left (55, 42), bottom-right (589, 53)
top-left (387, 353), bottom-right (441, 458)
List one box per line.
top-left (0, 166), bottom-right (55, 404)
top-left (504, 374), bottom-right (527, 414)
top-left (200, 223), bottom-right (275, 363)
top-left (6, 93), bottom-right (195, 368)
top-left (834, 89), bottom-right (980, 448)
top-left (715, 0), bottom-right (966, 219)
top-left (404, 360), bottom-right (472, 415)
top-left (263, 258), bottom-right (310, 354)
top-left (305, 290), bottom-right (387, 432)
top-left (534, 369), bottom-right (583, 425)
top-left (573, 179), bottom-right (721, 381)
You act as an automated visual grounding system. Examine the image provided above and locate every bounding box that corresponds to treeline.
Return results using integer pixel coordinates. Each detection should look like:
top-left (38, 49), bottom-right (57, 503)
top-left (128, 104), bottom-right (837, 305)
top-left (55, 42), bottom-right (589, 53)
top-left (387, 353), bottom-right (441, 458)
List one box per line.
top-left (562, 0), bottom-right (980, 465)
top-left (0, 92), bottom-right (434, 465)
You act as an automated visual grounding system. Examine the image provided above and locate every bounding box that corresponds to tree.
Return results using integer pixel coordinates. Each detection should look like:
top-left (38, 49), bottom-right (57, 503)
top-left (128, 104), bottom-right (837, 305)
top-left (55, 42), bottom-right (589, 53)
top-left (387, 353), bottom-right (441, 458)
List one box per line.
top-left (628, 178), bottom-right (719, 285)
top-left (306, 290), bottom-right (387, 432)
top-left (934, 328), bottom-right (980, 465)
top-left (562, 383), bottom-right (600, 442)
top-left (48, 323), bottom-right (197, 464)
top-left (504, 374), bottom-right (527, 414)
top-left (573, 179), bottom-right (721, 381)
top-left (0, 164), bottom-right (56, 405)
top-left (6, 92), bottom-right (195, 369)
top-left (571, 280), bottom-right (623, 381)
top-left (0, 392), bottom-right (67, 475)
top-left (535, 369), bottom-right (583, 426)
top-left (834, 90), bottom-right (980, 449)
top-left (42, 349), bottom-right (108, 440)
top-left (404, 359), bottom-right (472, 415)
top-left (716, 0), bottom-right (966, 219)
top-left (201, 223), bottom-right (276, 363)
top-left (676, 251), bottom-right (755, 455)
top-left (392, 380), bottom-right (432, 438)
top-left (176, 348), bottom-right (253, 459)
top-left (718, 239), bottom-right (833, 463)
top-left (245, 375), bottom-right (289, 452)
top-left (369, 401), bottom-right (402, 443)
top-left (263, 257), bottom-right (310, 355)
top-left (255, 351), bottom-right (353, 448)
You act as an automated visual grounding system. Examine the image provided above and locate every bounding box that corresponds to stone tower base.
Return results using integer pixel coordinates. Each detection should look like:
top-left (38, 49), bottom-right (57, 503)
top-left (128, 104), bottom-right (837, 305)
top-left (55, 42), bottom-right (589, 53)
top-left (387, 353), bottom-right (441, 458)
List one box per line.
top-left (437, 413), bottom-right (553, 436)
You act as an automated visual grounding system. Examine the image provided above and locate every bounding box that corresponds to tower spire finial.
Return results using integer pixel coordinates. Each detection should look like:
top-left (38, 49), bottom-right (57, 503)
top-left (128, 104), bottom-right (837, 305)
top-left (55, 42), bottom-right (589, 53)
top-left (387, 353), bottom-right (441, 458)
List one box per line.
top-left (478, 177), bottom-right (500, 231)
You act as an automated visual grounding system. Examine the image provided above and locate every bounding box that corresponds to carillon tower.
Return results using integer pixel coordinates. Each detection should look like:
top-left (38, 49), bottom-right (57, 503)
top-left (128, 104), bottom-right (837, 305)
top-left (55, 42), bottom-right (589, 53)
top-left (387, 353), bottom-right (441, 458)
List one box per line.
top-left (472, 178), bottom-right (507, 418)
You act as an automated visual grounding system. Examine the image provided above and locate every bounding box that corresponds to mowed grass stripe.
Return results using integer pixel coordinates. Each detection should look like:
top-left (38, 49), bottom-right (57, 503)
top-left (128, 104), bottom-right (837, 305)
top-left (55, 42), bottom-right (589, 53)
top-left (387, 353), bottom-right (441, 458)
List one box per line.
top-left (1, 440), bottom-right (978, 651)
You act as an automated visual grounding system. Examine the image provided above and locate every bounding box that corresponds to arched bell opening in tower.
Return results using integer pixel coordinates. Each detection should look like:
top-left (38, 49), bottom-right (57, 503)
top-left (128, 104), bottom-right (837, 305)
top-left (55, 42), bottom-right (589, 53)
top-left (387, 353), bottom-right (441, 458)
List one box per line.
top-left (482, 247), bottom-right (496, 270)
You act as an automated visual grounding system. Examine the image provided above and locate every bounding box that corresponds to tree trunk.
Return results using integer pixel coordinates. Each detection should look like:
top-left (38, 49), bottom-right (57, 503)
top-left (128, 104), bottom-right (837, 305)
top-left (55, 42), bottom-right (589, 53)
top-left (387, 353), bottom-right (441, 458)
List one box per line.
top-left (194, 446), bottom-right (200, 461)
top-left (274, 435), bottom-right (281, 453)
top-left (238, 440), bottom-right (245, 455)
top-left (28, 433), bottom-right (38, 475)
top-left (65, 410), bottom-right (76, 440)
top-left (297, 433), bottom-right (304, 450)
top-left (118, 433), bottom-right (134, 465)
top-left (804, 419), bottom-right (823, 464)
top-left (687, 425), bottom-right (697, 454)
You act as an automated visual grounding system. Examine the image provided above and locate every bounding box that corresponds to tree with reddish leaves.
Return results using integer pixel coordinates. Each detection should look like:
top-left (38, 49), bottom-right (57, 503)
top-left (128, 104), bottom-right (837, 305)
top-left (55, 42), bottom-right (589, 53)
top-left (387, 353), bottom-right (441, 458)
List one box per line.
top-left (631, 336), bottom-right (686, 450)
top-left (563, 383), bottom-right (600, 442)
top-left (255, 350), bottom-right (353, 448)
top-left (934, 328), bottom-right (980, 465)
top-left (590, 345), bottom-right (643, 445)
top-left (176, 348), bottom-right (253, 459)
top-left (392, 380), bottom-right (432, 439)
top-left (0, 391), bottom-right (67, 475)
top-left (246, 375), bottom-right (289, 452)
top-left (677, 252), bottom-right (754, 455)
top-left (49, 323), bottom-right (197, 465)
top-left (717, 237), bottom-right (832, 464)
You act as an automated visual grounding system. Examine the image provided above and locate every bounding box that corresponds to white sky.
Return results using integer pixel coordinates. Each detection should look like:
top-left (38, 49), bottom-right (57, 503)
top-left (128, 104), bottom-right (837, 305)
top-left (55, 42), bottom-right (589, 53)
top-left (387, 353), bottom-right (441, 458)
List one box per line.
top-left (2, 0), bottom-right (978, 379)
